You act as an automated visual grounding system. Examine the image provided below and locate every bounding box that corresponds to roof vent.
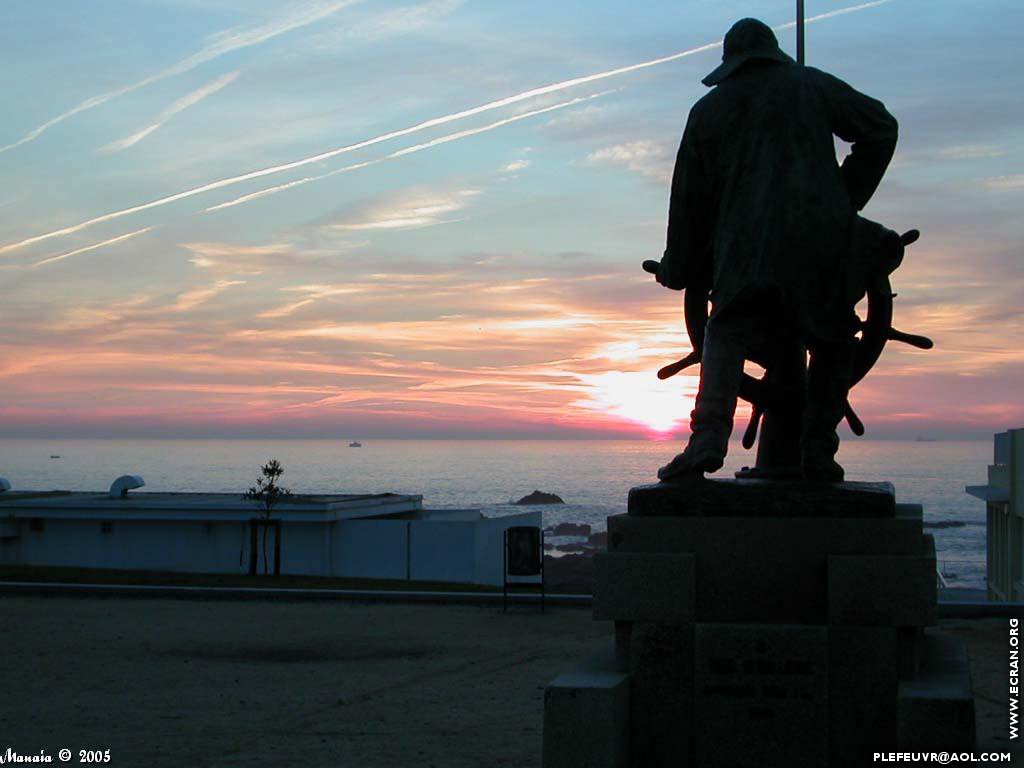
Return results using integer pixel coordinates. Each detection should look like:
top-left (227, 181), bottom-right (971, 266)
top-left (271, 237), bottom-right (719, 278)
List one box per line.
top-left (109, 475), bottom-right (145, 499)
top-left (0, 477), bottom-right (10, 493)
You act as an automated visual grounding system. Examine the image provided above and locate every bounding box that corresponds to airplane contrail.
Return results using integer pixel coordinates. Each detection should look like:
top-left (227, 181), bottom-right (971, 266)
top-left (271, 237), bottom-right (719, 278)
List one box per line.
top-left (25, 94), bottom-right (606, 269)
top-left (204, 162), bottom-right (377, 213)
top-left (32, 227), bottom-right (153, 268)
top-left (205, 93), bottom-right (609, 213)
top-left (0, 0), bottom-right (895, 256)
top-left (0, 0), bottom-right (361, 154)
top-left (100, 71), bottom-right (241, 154)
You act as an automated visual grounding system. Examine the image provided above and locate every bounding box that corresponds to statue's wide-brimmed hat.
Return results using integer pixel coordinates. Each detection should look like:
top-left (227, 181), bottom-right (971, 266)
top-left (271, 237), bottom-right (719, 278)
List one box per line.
top-left (702, 18), bottom-right (795, 87)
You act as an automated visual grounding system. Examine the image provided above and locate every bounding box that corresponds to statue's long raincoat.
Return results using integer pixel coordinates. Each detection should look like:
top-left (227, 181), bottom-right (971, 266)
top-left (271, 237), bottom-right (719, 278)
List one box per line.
top-left (660, 61), bottom-right (898, 341)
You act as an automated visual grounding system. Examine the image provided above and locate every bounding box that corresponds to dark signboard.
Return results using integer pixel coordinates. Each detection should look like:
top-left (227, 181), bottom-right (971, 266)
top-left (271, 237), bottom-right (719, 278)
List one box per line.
top-left (506, 526), bottom-right (542, 576)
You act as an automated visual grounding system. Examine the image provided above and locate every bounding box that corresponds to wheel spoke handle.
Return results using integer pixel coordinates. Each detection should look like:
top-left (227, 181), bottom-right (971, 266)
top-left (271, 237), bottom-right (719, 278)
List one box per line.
top-left (657, 349), bottom-right (701, 380)
top-left (888, 327), bottom-right (933, 350)
top-left (845, 401), bottom-right (865, 436)
top-left (742, 406), bottom-right (763, 449)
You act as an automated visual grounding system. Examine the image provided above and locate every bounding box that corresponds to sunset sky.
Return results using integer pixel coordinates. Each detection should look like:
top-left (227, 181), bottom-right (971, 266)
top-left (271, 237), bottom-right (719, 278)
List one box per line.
top-left (1, 0), bottom-right (1021, 439)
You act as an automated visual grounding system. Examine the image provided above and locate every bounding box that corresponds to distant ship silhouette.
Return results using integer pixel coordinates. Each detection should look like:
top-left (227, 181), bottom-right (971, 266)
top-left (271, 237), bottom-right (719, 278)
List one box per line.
top-left (349, 441), bottom-right (362, 447)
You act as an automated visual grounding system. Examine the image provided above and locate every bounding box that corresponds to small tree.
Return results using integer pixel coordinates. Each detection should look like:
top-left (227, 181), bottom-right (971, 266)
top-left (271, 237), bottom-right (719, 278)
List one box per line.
top-left (242, 459), bottom-right (291, 575)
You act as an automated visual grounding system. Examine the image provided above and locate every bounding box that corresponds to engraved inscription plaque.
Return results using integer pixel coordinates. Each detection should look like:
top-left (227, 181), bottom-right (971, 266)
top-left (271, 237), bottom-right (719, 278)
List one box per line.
top-left (694, 624), bottom-right (829, 768)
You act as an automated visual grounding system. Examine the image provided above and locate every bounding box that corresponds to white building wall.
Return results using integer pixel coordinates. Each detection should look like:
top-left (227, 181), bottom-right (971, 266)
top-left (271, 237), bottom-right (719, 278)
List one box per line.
top-left (420, 509), bottom-right (481, 521)
top-left (0, 526), bottom-right (22, 564)
top-left (276, 522), bottom-right (330, 576)
top-left (409, 521), bottom-right (476, 583)
top-left (1, 518), bottom-right (252, 574)
top-left (407, 512), bottom-right (543, 586)
top-left (331, 520), bottom-right (409, 580)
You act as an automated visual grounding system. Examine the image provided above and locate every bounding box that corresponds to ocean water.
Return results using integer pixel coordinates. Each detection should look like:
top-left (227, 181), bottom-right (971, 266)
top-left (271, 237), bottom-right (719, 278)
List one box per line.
top-left (0, 438), bottom-right (992, 590)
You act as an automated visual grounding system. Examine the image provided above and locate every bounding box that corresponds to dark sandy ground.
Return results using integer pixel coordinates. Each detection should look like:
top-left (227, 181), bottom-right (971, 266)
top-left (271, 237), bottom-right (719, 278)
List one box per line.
top-left (0, 596), bottom-right (601, 768)
top-left (943, 618), bottom-right (1023, 760)
top-left (0, 596), bottom-right (1020, 766)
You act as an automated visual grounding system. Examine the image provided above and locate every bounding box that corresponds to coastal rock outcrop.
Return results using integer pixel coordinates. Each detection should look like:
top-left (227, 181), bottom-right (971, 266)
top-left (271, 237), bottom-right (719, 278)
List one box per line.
top-left (515, 490), bottom-right (564, 505)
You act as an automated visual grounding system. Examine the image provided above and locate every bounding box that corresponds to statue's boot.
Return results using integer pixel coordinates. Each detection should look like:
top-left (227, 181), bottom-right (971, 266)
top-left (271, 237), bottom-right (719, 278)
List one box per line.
top-left (802, 451), bottom-right (844, 483)
top-left (657, 437), bottom-right (726, 480)
top-left (801, 339), bottom-right (854, 483)
top-left (658, 319), bottom-right (745, 482)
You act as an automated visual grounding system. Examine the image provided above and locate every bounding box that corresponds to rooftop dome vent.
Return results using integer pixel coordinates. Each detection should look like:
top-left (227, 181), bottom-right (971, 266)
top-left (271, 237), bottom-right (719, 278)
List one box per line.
top-left (0, 477), bottom-right (10, 492)
top-left (109, 475), bottom-right (145, 499)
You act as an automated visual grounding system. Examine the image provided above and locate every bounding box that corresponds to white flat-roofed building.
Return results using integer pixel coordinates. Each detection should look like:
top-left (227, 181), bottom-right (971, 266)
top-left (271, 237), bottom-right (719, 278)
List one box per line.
top-left (0, 489), bottom-right (540, 586)
top-left (966, 428), bottom-right (1023, 601)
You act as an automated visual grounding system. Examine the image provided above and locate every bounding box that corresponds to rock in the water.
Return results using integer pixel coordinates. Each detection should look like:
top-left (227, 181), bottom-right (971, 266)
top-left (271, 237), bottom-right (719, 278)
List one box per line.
top-left (516, 490), bottom-right (565, 505)
top-left (549, 522), bottom-right (591, 536)
top-left (555, 543), bottom-right (585, 553)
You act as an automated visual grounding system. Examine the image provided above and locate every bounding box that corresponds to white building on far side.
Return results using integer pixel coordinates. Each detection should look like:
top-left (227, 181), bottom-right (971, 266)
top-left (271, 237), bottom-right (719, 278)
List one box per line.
top-left (0, 484), bottom-right (540, 587)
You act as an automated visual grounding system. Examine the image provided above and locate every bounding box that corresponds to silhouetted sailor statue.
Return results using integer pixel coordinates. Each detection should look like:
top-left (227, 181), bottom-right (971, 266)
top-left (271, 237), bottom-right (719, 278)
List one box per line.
top-left (646, 18), bottom-right (930, 483)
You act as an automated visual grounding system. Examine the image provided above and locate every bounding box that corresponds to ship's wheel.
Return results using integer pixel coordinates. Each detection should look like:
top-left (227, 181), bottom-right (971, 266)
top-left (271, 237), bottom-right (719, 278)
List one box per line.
top-left (645, 229), bottom-right (933, 478)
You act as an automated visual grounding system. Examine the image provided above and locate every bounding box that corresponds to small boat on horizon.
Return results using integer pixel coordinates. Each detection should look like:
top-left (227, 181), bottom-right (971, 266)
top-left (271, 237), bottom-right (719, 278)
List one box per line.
top-left (349, 441), bottom-right (362, 447)
top-left (50, 455), bottom-right (61, 459)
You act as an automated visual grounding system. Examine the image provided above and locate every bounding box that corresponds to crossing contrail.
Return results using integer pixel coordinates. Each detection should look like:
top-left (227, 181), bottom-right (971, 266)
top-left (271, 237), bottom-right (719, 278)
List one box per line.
top-left (32, 227), bottom-right (153, 268)
top-left (100, 72), bottom-right (241, 154)
top-left (0, 0), bottom-right (895, 256)
top-left (205, 93), bottom-right (608, 213)
top-left (0, 0), bottom-right (361, 155)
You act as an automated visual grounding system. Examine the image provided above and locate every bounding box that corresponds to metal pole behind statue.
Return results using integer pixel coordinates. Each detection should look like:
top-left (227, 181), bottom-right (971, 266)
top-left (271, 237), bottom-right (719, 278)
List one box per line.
top-left (739, 0), bottom-right (810, 478)
top-left (737, 0), bottom-right (809, 479)
top-left (740, 2), bottom-right (809, 477)
top-left (797, 0), bottom-right (805, 65)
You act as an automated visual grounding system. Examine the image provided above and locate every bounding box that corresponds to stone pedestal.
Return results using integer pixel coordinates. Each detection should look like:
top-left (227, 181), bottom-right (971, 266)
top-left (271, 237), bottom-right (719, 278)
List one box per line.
top-left (543, 650), bottom-right (631, 768)
top-left (542, 479), bottom-right (976, 767)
